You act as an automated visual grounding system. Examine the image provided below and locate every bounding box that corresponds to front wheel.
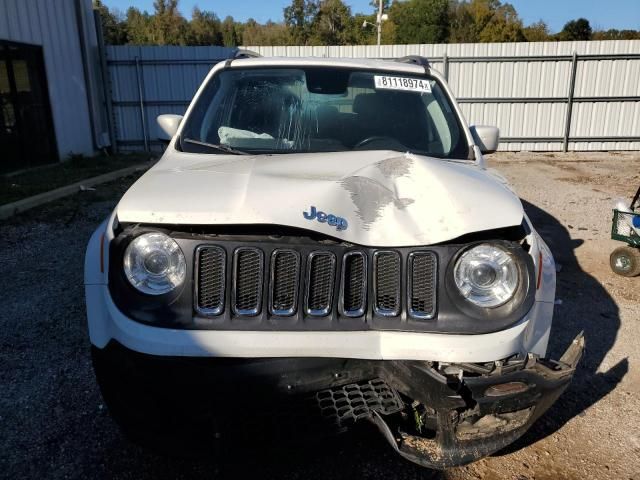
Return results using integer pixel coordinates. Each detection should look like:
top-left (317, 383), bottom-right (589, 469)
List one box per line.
top-left (610, 246), bottom-right (640, 277)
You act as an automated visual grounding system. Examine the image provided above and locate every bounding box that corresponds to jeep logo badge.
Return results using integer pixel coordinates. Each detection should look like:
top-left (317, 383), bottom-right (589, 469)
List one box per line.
top-left (303, 206), bottom-right (348, 231)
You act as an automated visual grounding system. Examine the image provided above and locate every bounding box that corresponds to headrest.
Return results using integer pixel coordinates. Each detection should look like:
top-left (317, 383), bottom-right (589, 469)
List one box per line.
top-left (352, 93), bottom-right (380, 116)
top-left (315, 104), bottom-right (339, 117)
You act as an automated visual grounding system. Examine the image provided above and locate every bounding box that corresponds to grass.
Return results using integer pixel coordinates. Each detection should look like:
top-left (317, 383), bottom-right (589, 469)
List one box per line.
top-left (0, 153), bottom-right (153, 205)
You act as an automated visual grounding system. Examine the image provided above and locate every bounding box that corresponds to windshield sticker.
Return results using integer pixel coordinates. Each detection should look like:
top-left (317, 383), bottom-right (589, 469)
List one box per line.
top-left (303, 206), bottom-right (348, 231)
top-left (374, 75), bottom-right (432, 93)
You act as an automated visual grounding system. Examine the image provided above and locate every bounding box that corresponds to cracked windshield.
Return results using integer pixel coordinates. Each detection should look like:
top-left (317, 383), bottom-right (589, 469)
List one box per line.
top-left (180, 67), bottom-right (468, 159)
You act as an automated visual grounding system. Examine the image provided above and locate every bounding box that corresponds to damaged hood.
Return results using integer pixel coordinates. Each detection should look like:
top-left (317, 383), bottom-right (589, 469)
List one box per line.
top-left (116, 150), bottom-right (524, 246)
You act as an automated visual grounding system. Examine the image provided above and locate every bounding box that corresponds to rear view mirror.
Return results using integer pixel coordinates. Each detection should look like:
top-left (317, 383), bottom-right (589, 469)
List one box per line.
top-left (470, 125), bottom-right (500, 154)
top-left (157, 114), bottom-right (183, 142)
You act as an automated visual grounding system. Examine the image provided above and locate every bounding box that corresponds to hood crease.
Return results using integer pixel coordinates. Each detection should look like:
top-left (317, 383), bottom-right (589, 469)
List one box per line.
top-left (116, 150), bottom-right (524, 247)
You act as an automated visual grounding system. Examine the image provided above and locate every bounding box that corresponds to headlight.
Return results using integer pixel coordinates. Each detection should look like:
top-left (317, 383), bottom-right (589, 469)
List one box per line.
top-left (454, 244), bottom-right (519, 308)
top-left (123, 232), bottom-right (186, 295)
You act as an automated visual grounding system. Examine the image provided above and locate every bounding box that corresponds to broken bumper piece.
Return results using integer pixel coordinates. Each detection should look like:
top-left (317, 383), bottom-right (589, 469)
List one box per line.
top-left (372, 332), bottom-right (585, 469)
top-left (93, 333), bottom-right (584, 468)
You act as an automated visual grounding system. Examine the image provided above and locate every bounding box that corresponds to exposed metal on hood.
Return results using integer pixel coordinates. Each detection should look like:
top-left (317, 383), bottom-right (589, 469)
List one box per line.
top-left (115, 149), bottom-right (524, 247)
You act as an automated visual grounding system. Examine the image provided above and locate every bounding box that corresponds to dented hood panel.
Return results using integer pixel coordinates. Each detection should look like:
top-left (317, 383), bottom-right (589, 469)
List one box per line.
top-left (116, 150), bottom-right (524, 246)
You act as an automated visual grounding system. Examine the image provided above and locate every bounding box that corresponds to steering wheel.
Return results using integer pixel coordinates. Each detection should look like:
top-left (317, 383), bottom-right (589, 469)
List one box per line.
top-left (354, 135), bottom-right (401, 149)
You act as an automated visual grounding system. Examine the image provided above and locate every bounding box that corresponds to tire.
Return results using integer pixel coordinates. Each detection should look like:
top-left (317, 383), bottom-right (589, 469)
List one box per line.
top-left (610, 246), bottom-right (640, 277)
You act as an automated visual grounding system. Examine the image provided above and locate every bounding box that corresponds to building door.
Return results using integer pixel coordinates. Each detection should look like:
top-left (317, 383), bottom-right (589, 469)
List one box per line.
top-left (0, 40), bottom-right (57, 173)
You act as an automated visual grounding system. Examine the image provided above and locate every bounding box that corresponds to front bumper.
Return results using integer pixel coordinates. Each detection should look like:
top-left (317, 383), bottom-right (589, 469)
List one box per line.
top-left (92, 333), bottom-right (583, 469)
top-left (86, 283), bottom-right (555, 362)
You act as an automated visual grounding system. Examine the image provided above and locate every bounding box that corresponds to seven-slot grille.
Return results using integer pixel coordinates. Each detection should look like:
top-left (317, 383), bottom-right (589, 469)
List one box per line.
top-left (196, 247), bottom-right (437, 320)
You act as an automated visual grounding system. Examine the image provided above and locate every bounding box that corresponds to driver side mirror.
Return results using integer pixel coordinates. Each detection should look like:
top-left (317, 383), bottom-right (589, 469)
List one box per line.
top-left (470, 125), bottom-right (500, 154)
top-left (157, 114), bottom-right (183, 142)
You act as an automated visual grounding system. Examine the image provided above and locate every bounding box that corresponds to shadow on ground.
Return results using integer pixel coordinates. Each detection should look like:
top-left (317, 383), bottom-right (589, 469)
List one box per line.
top-left (92, 423), bottom-right (446, 479)
top-left (495, 200), bottom-right (627, 456)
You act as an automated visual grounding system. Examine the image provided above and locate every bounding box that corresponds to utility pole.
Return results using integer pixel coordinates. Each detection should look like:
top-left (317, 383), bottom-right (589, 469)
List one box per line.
top-left (362, 0), bottom-right (388, 47)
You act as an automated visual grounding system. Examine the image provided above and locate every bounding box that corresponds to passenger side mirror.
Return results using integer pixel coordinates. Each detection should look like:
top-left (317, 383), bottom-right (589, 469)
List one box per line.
top-left (470, 125), bottom-right (500, 154)
top-left (157, 114), bottom-right (183, 142)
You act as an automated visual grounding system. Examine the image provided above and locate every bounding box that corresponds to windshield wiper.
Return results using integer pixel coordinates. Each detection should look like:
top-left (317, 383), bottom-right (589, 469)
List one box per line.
top-left (182, 138), bottom-right (248, 155)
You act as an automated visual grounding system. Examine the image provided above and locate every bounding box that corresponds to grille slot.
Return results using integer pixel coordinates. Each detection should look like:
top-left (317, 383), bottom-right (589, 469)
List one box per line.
top-left (305, 252), bottom-right (336, 316)
top-left (408, 252), bottom-right (437, 319)
top-left (374, 251), bottom-right (401, 316)
top-left (232, 248), bottom-right (264, 316)
top-left (340, 252), bottom-right (367, 317)
top-left (196, 246), bottom-right (226, 315)
top-left (269, 250), bottom-right (300, 316)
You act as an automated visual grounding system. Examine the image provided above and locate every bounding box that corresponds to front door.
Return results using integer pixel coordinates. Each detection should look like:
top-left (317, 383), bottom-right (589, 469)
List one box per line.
top-left (0, 40), bottom-right (57, 173)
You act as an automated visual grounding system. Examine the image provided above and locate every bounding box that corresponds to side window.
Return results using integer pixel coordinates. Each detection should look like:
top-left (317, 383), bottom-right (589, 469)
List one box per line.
top-left (423, 85), bottom-right (462, 157)
top-left (182, 75), bottom-right (222, 143)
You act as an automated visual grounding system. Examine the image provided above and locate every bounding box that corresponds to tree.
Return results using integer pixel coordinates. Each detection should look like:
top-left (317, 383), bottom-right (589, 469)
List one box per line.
top-left (284, 0), bottom-right (318, 45)
top-left (221, 16), bottom-right (240, 46)
top-left (243, 19), bottom-right (292, 46)
top-left (448, 0), bottom-right (477, 42)
top-left (188, 7), bottom-right (223, 45)
top-left (523, 20), bottom-right (550, 42)
top-left (148, 0), bottom-right (189, 45)
top-left (558, 18), bottom-right (592, 41)
top-left (448, 0), bottom-right (525, 43)
top-left (476, 2), bottom-right (525, 42)
top-left (390, 0), bottom-right (449, 44)
top-left (592, 29), bottom-right (640, 40)
top-left (93, 0), bottom-right (128, 44)
top-left (125, 7), bottom-right (152, 44)
top-left (309, 0), bottom-right (355, 45)
top-left (369, 0), bottom-right (391, 10)
top-left (97, 0), bottom-right (624, 47)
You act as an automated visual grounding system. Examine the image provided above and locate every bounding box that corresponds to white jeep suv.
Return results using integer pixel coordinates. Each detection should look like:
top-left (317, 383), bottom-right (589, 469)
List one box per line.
top-left (85, 53), bottom-right (583, 468)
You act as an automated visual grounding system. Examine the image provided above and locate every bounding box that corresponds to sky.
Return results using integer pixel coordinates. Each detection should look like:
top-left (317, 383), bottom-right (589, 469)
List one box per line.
top-left (103, 0), bottom-right (640, 33)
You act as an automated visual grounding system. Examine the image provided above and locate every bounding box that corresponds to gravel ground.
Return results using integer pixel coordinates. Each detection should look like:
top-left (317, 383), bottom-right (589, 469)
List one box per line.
top-left (1, 152), bottom-right (639, 479)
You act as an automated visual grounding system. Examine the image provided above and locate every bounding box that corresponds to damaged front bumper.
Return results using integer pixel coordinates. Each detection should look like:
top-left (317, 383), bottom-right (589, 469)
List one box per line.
top-left (372, 332), bottom-right (584, 468)
top-left (93, 333), bottom-right (584, 469)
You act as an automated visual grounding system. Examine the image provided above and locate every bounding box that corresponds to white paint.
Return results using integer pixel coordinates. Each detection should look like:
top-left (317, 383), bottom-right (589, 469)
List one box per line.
top-left (470, 125), bottom-right (500, 154)
top-left (85, 281), bottom-right (550, 362)
top-left (115, 150), bottom-right (523, 246)
top-left (156, 114), bottom-right (183, 141)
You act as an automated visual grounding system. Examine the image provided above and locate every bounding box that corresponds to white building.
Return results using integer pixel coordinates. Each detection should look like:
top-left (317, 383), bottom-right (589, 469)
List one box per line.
top-left (0, 0), bottom-right (109, 173)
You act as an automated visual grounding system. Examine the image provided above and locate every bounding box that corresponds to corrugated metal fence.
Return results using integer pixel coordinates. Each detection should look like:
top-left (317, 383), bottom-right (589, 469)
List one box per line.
top-left (105, 40), bottom-right (640, 152)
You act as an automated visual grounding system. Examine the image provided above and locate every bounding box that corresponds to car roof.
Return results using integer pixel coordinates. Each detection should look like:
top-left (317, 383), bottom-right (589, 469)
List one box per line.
top-left (227, 56), bottom-right (430, 76)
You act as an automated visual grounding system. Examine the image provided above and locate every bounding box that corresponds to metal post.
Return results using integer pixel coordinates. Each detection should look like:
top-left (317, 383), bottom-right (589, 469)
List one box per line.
top-left (134, 56), bottom-right (149, 152)
top-left (73, 0), bottom-right (98, 151)
top-left (94, 9), bottom-right (118, 153)
top-left (442, 53), bottom-right (449, 81)
top-left (377, 0), bottom-right (383, 47)
top-left (563, 52), bottom-right (578, 152)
